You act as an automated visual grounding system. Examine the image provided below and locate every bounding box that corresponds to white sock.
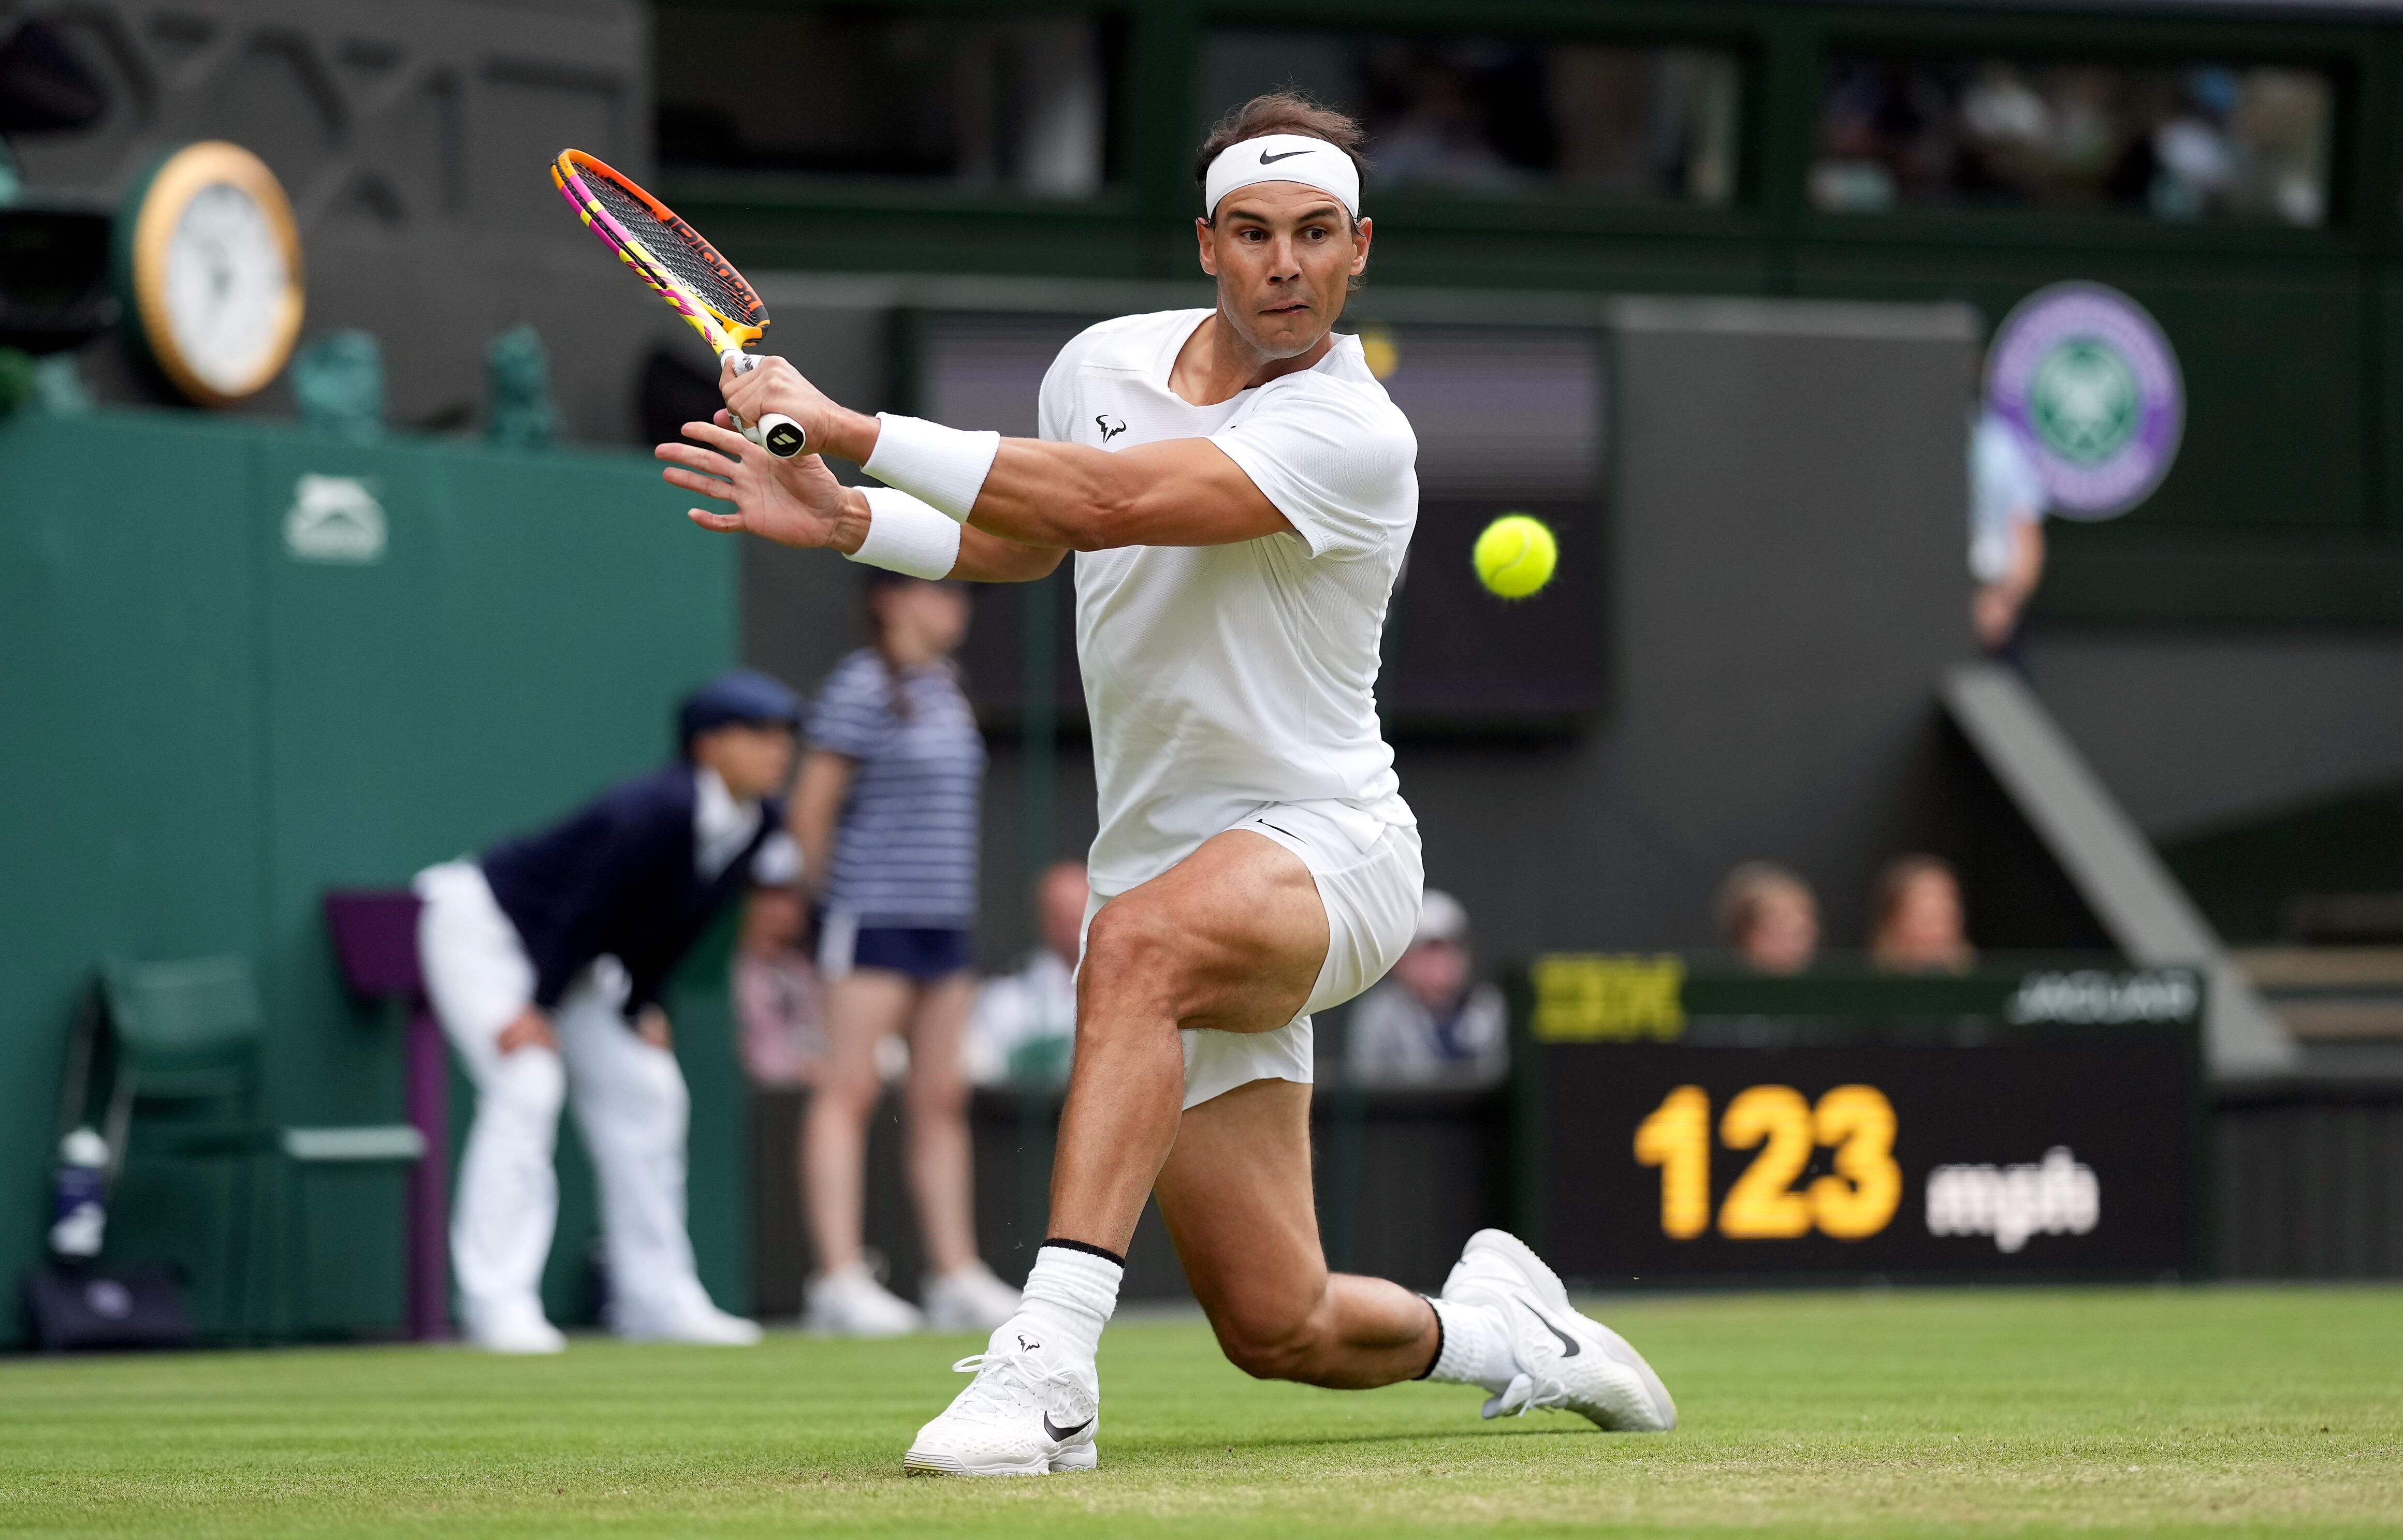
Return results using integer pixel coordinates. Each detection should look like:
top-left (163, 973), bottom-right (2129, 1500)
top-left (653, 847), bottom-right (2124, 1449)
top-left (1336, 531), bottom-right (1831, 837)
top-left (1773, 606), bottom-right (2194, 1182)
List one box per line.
top-left (1423, 1296), bottom-right (1518, 1394)
top-left (1008, 1242), bottom-right (1122, 1361)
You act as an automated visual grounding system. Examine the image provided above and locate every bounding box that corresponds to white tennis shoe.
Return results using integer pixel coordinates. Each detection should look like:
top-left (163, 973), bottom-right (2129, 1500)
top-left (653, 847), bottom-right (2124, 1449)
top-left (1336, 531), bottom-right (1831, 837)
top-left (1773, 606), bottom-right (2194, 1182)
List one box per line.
top-left (805, 1262), bottom-right (925, 1338)
top-left (617, 1301), bottom-right (763, 1346)
top-left (1440, 1228), bottom-right (1677, 1432)
top-left (903, 1325), bottom-right (1100, 1476)
top-left (462, 1296), bottom-right (566, 1355)
top-left (922, 1261), bottom-right (1024, 1332)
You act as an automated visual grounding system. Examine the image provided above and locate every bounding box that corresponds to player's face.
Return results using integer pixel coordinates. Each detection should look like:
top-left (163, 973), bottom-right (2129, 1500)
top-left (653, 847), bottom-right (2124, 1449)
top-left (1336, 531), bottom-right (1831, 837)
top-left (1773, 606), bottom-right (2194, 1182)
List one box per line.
top-left (1197, 182), bottom-right (1373, 360)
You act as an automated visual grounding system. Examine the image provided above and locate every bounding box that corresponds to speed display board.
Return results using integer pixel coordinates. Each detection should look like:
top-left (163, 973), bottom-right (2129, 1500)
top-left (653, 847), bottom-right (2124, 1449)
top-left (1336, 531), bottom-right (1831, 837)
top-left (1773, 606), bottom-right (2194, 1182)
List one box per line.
top-left (1523, 960), bottom-right (2205, 1282)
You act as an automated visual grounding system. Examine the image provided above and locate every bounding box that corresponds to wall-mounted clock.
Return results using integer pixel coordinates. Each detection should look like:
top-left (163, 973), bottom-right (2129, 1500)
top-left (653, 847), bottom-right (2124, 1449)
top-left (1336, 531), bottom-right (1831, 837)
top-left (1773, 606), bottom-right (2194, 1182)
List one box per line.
top-left (118, 141), bottom-right (303, 405)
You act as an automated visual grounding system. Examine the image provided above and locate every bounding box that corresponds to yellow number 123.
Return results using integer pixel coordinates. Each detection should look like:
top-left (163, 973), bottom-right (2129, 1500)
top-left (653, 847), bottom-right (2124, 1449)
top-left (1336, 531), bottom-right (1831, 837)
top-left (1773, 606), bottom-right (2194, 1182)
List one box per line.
top-left (1632, 1084), bottom-right (1901, 1241)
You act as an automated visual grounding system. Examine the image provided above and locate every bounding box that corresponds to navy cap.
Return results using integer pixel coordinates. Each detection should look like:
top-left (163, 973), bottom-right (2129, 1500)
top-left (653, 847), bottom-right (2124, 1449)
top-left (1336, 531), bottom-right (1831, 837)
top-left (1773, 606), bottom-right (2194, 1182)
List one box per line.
top-left (677, 669), bottom-right (802, 750)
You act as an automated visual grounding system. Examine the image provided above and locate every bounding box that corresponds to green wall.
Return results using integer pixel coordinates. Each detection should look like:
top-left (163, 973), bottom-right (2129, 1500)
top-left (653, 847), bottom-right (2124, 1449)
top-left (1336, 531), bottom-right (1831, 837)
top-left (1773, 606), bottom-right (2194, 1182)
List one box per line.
top-left (0, 408), bottom-right (742, 1344)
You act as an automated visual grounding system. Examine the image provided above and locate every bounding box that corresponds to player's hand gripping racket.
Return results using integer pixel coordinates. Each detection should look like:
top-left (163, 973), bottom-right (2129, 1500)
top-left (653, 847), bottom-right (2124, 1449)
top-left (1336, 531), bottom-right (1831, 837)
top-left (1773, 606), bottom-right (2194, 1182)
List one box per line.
top-left (550, 149), bottom-right (805, 457)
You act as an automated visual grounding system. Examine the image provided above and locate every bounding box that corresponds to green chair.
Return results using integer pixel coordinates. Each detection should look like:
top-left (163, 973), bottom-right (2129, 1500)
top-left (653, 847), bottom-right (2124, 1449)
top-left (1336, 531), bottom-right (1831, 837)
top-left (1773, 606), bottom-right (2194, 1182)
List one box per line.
top-left (96, 955), bottom-right (425, 1342)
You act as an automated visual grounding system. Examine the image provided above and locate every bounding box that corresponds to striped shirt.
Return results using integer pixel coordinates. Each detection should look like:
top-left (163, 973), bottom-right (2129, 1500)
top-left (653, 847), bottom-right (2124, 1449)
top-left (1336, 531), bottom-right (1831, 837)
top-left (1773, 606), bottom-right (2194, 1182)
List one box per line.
top-left (810, 649), bottom-right (985, 927)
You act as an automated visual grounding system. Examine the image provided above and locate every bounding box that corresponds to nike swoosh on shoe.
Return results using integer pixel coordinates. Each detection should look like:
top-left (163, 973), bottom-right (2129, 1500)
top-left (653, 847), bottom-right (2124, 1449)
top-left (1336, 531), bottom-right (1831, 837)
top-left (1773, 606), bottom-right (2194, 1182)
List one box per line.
top-left (1043, 1414), bottom-right (1093, 1441)
top-left (1522, 1302), bottom-right (1581, 1357)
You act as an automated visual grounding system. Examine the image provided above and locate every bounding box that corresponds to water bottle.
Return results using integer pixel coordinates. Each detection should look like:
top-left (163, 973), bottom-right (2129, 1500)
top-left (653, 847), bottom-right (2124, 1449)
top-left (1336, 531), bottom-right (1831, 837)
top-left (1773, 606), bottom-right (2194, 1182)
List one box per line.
top-left (47, 1127), bottom-right (108, 1259)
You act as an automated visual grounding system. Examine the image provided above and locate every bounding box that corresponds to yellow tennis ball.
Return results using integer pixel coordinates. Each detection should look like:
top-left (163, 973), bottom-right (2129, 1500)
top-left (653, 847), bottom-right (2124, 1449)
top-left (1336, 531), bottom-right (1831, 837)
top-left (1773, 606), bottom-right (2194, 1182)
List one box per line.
top-left (1473, 514), bottom-right (1557, 598)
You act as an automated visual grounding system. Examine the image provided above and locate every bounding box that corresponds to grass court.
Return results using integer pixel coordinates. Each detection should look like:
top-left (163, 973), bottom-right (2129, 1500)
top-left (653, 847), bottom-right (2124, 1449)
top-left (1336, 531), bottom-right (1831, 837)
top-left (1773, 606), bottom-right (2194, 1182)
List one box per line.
top-left (4, 1285), bottom-right (2397, 1537)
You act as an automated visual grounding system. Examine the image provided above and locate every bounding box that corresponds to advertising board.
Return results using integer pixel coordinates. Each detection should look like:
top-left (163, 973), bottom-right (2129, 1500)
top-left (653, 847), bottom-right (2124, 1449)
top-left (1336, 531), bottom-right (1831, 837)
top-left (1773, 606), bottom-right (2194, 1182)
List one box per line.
top-left (1523, 959), bottom-right (2205, 1282)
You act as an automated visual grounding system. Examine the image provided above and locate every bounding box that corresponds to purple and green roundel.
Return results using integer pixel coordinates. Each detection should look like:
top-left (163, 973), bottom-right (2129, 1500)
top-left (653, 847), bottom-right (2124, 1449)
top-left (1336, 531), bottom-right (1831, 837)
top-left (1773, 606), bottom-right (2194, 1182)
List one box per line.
top-left (1986, 281), bottom-right (2182, 522)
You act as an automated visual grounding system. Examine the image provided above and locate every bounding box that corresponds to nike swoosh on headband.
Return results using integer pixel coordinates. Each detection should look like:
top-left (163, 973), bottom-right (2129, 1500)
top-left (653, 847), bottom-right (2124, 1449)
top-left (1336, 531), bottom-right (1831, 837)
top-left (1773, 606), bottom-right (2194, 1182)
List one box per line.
top-left (1259, 148), bottom-right (1312, 164)
top-left (1044, 1414), bottom-right (1094, 1440)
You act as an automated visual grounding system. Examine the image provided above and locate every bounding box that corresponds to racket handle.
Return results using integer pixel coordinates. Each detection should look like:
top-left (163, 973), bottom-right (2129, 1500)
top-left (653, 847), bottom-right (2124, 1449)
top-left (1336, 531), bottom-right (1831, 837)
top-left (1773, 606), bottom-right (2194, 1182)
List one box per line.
top-left (716, 349), bottom-right (805, 456)
top-left (753, 413), bottom-right (806, 457)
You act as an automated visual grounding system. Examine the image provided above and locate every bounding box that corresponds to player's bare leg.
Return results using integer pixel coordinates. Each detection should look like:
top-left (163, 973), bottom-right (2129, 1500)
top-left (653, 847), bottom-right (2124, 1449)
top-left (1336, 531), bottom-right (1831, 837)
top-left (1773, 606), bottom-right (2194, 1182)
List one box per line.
top-left (1047, 829), bottom-right (1330, 1253)
top-left (905, 831), bottom-right (1672, 1476)
top-left (905, 829), bottom-right (1324, 1475)
top-left (1159, 1076), bottom-right (1674, 1430)
top-left (1157, 1076), bottom-right (1435, 1387)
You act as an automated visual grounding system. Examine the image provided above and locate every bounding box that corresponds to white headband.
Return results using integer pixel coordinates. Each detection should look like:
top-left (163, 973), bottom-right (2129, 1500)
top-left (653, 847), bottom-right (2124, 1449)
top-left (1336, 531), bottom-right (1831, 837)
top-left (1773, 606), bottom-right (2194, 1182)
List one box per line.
top-left (1203, 133), bottom-right (1361, 220)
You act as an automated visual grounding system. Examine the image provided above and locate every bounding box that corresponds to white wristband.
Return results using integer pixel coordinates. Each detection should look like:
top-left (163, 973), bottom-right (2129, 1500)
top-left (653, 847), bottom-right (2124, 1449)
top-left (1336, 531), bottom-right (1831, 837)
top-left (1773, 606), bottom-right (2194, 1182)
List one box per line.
top-left (862, 414), bottom-right (999, 522)
top-left (844, 487), bottom-right (961, 580)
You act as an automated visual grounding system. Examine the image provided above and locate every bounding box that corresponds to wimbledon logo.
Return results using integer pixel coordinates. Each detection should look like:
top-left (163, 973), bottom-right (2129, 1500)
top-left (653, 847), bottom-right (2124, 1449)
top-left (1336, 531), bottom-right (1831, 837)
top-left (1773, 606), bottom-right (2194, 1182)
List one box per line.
top-left (1987, 282), bottom-right (2182, 521)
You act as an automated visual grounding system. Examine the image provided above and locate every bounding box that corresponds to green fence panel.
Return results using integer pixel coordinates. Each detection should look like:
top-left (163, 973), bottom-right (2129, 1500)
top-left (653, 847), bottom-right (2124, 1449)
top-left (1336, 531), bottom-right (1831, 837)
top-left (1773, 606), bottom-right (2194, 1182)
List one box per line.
top-left (0, 408), bottom-right (741, 1344)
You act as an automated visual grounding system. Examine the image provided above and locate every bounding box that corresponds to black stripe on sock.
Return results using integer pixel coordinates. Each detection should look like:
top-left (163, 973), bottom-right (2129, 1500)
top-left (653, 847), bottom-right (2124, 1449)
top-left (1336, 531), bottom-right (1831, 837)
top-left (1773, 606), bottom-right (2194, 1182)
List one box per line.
top-left (1414, 1294), bottom-right (1445, 1381)
top-left (1041, 1237), bottom-right (1127, 1269)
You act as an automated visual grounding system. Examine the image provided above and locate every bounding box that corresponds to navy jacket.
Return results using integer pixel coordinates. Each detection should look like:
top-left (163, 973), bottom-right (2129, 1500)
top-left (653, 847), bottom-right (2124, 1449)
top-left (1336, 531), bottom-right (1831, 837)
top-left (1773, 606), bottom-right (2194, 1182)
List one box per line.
top-left (481, 766), bottom-right (783, 1016)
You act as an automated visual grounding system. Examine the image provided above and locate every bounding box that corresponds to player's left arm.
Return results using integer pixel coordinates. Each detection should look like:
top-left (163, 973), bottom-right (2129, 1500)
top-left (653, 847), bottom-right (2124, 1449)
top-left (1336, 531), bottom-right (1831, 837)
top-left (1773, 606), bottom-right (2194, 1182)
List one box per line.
top-left (655, 412), bottom-right (1067, 581)
top-left (718, 358), bottom-right (1302, 551)
top-left (964, 436), bottom-right (1291, 551)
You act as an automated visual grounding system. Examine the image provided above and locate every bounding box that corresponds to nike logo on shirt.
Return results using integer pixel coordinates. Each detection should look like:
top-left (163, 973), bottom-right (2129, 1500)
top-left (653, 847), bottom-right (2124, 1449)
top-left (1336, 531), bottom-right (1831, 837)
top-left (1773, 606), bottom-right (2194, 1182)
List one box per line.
top-left (1259, 148), bottom-right (1312, 164)
top-left (1044, 1413), bottom-right (1094, 1441)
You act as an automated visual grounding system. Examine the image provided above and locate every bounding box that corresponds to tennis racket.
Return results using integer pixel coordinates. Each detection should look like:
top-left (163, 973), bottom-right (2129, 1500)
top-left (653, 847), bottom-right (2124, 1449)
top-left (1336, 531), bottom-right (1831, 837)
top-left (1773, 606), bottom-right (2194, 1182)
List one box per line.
top-left (550, 148), bottom-right (805, 457)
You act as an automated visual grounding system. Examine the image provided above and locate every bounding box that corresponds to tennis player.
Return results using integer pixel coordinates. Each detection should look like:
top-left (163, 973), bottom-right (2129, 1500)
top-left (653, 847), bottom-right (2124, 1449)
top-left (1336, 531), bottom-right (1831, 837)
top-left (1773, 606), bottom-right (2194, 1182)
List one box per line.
top-left (657, 93), bottom-right (1675, 1473)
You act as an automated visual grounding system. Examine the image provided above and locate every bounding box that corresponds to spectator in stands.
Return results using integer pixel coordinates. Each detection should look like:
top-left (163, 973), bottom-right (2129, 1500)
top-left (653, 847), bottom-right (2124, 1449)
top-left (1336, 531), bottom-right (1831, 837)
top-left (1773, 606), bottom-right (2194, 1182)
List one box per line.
top-left (1971, 406), bottom-right (2048, 657)
top-left (412, 670), bottom-right (800, 1353)
top-left (734, 881), bottom-right (822, 1089)
top-left (790, 573), bottom-right (1020, 1336)
top-left (1347, 890), bottom-right (1507, 1086)
top-left (967, 860), bottom-right (1087, 1086)
top-left (1870, 854), bottom-right (1977, 974)
top-left (1716, 862), bottom-right (1821, 975)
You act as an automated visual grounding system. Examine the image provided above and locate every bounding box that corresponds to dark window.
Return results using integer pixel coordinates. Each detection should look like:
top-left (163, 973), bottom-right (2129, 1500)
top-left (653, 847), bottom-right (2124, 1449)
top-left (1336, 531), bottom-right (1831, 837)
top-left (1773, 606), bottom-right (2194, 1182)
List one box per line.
top-left (1813, 55), bottom-right (2333, 225)
top-left (656, 8), bottom-right (1114, 195)
top-left (1200, 31), bottom-right (1739, 204)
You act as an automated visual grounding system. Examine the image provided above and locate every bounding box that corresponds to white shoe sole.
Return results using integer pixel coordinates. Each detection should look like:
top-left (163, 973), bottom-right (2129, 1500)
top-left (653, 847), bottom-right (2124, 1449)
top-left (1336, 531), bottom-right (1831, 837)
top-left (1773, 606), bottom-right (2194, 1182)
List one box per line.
top-left (471, 1334), bottom-right (565, 1355)
top-left (618, 1324), bottom-right (762, 1346)
top-left (902, 1442), bottom-right (1096, 1477)
top-left (804, 1316), bottom-right (921, 1339)
top-left (1462, 1229), bottom-right (1677, 1432)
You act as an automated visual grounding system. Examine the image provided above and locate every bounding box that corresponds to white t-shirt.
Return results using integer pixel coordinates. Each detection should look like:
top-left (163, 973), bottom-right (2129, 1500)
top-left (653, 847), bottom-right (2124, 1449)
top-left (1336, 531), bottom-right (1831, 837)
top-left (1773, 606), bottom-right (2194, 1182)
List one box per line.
top-left (1970, 410), bottom-right (2047, 585)
top-left (1037, 309), bottom-right (1418, 895)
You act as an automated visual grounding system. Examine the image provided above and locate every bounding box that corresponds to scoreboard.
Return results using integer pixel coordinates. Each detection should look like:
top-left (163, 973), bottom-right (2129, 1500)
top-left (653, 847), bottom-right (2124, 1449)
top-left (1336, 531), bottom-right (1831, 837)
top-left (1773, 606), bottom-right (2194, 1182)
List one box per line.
top-left (1520, 959), bottom-right (2205, 1283)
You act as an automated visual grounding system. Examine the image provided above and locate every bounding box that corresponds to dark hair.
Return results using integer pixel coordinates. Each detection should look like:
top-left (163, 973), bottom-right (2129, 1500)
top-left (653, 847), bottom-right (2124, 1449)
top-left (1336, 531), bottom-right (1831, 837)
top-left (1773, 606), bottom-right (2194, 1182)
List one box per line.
top-left (1194, 91), bottom-right (1371, 228)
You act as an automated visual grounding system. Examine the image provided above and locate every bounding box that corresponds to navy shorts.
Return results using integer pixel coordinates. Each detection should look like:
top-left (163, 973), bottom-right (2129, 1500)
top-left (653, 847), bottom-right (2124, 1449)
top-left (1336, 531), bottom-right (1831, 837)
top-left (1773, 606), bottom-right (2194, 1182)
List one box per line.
top-left (819, 914), bottom-right (974, 982)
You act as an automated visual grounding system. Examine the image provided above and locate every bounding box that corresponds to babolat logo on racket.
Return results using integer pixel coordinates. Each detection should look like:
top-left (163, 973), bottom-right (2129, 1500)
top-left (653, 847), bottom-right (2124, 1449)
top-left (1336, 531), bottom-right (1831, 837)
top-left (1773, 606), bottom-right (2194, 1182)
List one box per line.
top-left (761, 419), bottom-right (807, 456)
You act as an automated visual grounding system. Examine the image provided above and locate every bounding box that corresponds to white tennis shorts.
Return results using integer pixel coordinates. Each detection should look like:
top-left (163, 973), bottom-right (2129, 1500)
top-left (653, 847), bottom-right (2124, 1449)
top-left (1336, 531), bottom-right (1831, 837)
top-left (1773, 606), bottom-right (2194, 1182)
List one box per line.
top-left (1085, 802), bottom-right (1424, 1110)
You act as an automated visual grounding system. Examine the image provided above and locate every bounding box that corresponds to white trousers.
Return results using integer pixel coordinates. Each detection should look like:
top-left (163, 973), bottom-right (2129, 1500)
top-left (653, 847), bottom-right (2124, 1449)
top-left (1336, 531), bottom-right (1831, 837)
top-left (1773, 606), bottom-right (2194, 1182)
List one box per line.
top-left (413, 861), bottom-right (718, 1335)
